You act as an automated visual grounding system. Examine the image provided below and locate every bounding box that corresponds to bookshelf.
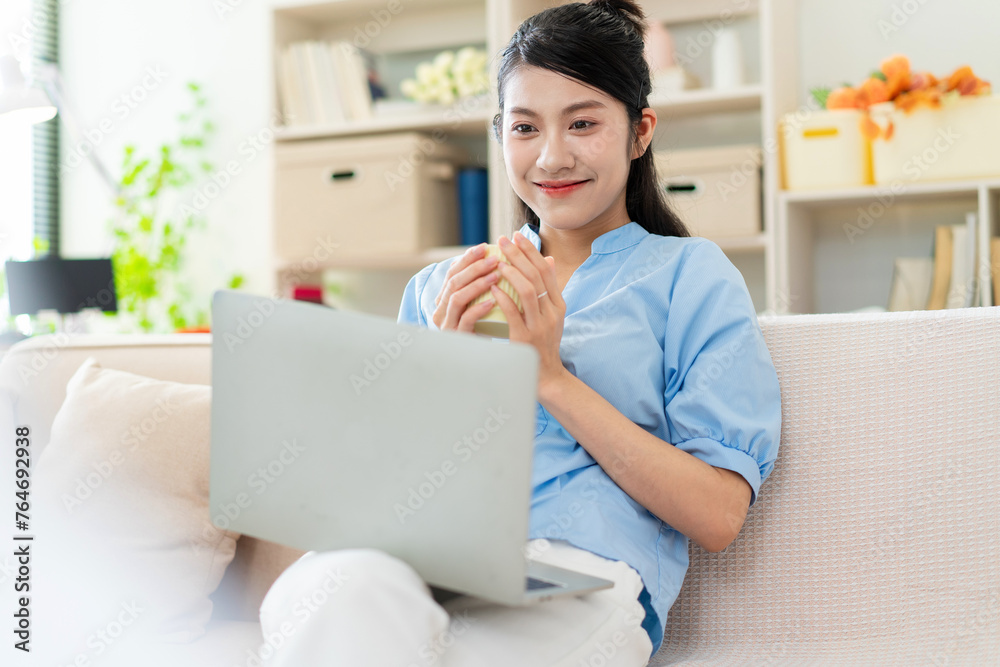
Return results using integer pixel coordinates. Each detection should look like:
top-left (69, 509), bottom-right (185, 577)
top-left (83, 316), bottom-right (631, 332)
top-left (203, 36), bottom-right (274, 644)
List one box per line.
top-left (270, 0), bottom-right (790, 315)
top-left (779, 179), bottom-right (1000, 314)
top-left (268, 0), bottom-right (999, 317)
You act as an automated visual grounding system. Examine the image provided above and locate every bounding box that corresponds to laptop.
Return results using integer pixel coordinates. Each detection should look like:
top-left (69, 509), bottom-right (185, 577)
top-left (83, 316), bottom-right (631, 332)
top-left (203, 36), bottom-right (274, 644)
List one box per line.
top-left (209, 289), bottom-right (614, 605)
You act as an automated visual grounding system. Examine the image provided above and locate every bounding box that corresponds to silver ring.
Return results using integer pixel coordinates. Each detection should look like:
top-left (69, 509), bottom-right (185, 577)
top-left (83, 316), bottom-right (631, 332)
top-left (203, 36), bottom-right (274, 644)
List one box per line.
top-left (537, 290), bottom-right (548, 299)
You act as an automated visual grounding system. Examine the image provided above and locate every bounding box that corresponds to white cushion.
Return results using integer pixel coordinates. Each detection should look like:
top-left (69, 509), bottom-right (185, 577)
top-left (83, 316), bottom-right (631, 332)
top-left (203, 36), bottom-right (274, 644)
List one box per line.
top-left (32, 357), bottom-right (239, 662)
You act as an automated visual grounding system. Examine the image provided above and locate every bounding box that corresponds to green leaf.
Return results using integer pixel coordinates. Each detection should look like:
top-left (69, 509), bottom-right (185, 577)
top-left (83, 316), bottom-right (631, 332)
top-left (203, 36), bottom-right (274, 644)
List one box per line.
top-left (122, 159), bottom-right (150, 186)
top-left (228, 274), bottom-right (245, 289)
top-left (187, 82), bottom-right (201, 92)
top-left (810, 86), bottom-right (831, 109)
top-left (870, 70), bottom-right (887, 82)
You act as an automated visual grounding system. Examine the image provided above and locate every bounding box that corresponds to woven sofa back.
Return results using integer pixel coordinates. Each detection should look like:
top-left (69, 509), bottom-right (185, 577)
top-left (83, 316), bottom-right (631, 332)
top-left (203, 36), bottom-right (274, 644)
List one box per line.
top-left (659, 307), bottom-right (1000, 663)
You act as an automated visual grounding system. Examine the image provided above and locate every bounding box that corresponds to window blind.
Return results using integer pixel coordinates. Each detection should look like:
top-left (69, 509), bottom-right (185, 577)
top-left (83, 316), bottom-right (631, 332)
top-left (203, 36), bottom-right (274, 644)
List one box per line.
top-left (30, 0), bottom-right (59, 258)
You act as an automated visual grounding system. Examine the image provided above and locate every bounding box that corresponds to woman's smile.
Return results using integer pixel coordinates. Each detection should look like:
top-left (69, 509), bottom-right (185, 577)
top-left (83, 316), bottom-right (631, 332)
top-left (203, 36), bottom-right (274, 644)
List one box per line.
top-left (536, 179), bottom-right (591, 197)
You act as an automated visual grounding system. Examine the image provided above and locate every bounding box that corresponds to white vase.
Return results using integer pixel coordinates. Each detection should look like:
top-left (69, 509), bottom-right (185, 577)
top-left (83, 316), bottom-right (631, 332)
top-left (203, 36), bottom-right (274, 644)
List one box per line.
top-left (712, 28), bottom-right (745, 90)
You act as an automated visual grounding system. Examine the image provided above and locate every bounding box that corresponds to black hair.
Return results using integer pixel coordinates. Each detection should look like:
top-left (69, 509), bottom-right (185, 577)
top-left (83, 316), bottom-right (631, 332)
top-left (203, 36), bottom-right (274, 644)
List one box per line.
top-left (491, 0), bottom-right (690, 239)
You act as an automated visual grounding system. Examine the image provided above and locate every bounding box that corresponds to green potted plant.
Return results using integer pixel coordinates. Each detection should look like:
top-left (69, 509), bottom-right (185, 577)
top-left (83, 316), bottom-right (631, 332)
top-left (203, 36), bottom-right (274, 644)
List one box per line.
top-left (108, 81), bottom-right (243, 333)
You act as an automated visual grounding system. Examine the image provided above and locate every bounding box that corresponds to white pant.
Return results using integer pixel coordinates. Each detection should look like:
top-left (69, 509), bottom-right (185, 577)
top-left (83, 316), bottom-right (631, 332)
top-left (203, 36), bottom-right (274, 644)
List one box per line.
top-left (258, 538), bottom-right (654, 667)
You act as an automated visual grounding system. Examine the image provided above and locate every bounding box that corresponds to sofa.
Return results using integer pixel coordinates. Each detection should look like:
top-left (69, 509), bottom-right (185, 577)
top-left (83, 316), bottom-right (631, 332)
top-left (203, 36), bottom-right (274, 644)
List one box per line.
top-left (1, 305), bottom-right (998, 665)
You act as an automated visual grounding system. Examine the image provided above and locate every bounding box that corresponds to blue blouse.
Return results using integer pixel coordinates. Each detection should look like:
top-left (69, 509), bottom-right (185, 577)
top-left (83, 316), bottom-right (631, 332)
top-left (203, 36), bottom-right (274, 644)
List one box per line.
top-left (397, 221), bottom-right (782, 657)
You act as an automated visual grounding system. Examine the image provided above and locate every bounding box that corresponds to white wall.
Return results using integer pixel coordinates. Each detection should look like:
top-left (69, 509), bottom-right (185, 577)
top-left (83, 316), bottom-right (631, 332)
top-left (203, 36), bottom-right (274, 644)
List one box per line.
top-left (0, 0), bottom-right (37, 264)
top-left (58, 0), bottom-right (275, 310)
top-left (798, 0), bottom-right (1000, 107)
top-left (53, 0), bottom-right (1000, 320)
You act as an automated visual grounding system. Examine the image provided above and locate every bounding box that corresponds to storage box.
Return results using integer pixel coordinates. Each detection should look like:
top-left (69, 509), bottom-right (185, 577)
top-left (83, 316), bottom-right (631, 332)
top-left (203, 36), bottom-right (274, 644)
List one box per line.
top-left (653, 144), bottom-right (763, 238)
top-left (274, 132), bottom-right (467, 262)
top-left (869, 94), bottom-right (1000, 185)
top-left (779, 109), bottom-right (873, 190)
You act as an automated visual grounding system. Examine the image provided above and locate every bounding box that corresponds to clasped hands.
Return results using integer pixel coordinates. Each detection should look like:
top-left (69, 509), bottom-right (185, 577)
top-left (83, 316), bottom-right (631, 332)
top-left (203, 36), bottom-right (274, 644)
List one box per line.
top-left (432, 232), bottom-right (567, 391)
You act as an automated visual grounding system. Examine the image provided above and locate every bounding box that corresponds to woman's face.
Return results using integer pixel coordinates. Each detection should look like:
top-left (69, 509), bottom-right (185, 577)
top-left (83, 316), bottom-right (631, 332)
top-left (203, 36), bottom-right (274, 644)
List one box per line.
top-left (501, 65), bottom-right (645, 234)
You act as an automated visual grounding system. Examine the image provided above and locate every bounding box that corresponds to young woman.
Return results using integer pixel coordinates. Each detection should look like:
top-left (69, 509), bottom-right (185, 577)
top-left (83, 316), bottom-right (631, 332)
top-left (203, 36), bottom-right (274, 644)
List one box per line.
top-left (259, 1), bottom-right (781, 665)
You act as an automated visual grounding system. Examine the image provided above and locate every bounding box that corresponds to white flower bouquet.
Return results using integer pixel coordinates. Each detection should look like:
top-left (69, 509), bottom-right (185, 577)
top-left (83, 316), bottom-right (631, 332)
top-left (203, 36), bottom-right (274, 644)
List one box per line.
top-left (400, 46), bottom-right (490, 105)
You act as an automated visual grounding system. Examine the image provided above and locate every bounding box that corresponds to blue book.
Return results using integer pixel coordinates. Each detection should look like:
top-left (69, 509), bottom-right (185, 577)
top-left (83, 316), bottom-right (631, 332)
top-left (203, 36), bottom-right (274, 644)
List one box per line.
top-left (457, 168), bottom-right (489, 246)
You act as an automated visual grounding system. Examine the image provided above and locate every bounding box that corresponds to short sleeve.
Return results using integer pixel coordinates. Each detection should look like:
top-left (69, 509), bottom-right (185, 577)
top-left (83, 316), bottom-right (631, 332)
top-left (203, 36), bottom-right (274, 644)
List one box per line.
top-left (663, 241), bottom-right (781, 508)
top-left (397, 263), bottom-right (436, 327)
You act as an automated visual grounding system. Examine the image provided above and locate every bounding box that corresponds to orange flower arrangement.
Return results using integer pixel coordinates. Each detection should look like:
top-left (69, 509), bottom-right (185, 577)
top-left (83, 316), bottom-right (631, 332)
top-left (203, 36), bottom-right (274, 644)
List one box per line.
top-left (812, 55), bottom-right (992, 140)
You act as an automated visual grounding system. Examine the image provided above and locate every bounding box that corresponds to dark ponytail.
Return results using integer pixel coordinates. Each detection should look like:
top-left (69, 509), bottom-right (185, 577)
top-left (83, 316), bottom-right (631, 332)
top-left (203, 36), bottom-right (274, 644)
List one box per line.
top-left (492, 0), bottom-right (691, 239)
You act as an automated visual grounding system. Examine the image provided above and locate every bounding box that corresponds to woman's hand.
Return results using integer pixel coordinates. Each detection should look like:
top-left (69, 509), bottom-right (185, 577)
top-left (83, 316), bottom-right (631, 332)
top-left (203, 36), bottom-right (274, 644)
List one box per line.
top-left (431, 243), bottom-right (502, 332)
top-left (490, 232), bottom-right (568, 392)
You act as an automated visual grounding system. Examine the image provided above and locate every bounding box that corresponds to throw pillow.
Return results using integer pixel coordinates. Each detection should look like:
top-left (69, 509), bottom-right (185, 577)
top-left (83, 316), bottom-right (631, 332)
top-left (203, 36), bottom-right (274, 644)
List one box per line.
top-left (32, 356), bottom-right (239, 663)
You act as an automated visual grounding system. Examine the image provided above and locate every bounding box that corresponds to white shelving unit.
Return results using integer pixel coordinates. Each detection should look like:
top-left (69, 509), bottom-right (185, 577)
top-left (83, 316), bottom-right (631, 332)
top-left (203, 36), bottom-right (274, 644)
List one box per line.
top-left (269, 0), bottom-right (998, 316)
top-left (779, 179), bottom-right (1000, 314)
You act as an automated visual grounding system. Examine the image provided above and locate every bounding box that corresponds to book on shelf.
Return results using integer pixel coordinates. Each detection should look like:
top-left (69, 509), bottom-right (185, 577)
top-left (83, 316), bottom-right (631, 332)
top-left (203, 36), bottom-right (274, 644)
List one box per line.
top-left (925, 225), bottom-right (953, 310)
top-left (887, 257), bottom-right (934, 312)
top-left (992, 237), bottom-right (1000, 307)
top-left (945, 213), bottom-right (976, 309)
top-left (923, 213), bottom-right (988, 311)
top-left (276, 40), bottom-right (374, 127)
